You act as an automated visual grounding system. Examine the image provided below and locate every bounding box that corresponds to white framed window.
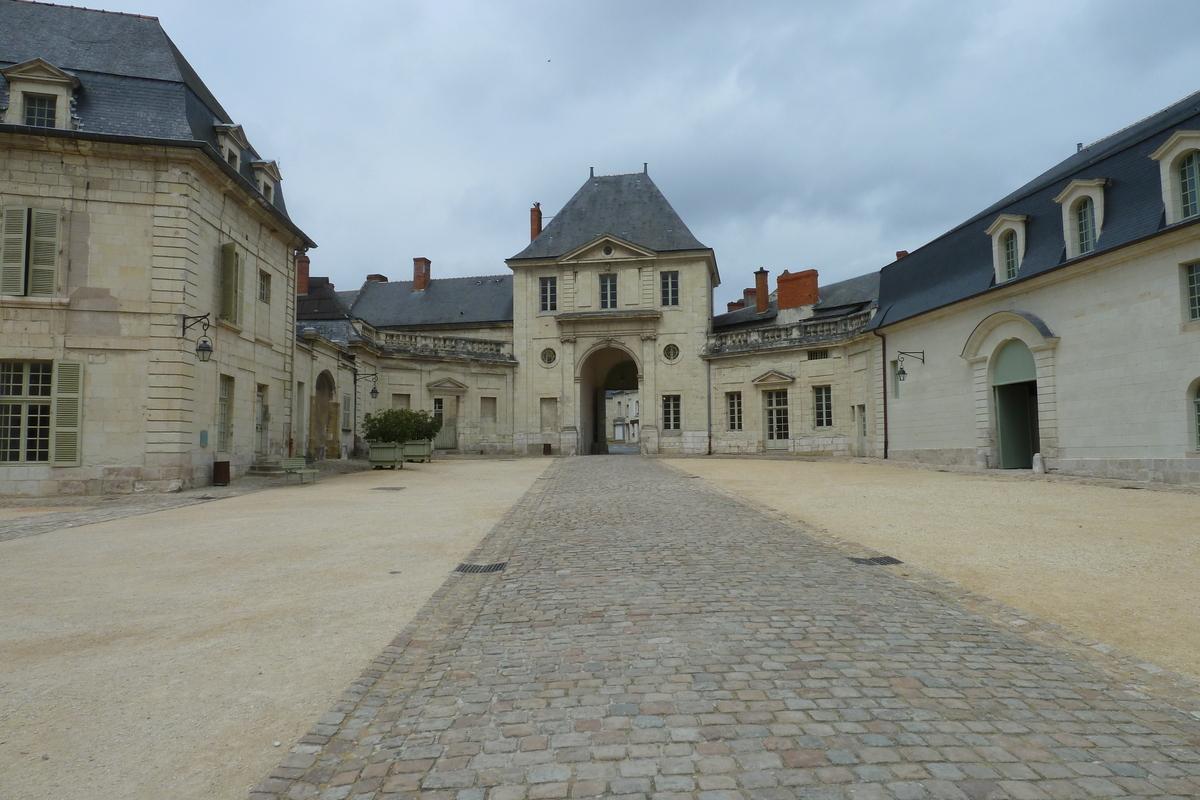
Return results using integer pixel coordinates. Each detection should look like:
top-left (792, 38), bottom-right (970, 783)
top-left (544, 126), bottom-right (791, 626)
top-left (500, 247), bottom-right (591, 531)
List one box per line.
top-left (539, 276), bottom-right (557, 312)
top-left (600, 273), bottom-right (618, 309)
top-left (258, 270), bottom-right (271, 304)
top-left (1, 60), bottom-right (80, 131)
top-left (1150, 131), bottom-right (1200, 225)
top-left (1054, 178), bottom-right (1106, 260)
top-left (765, 389), bottom-right (789, 441)
top-left (813, 385), bottom-right (833, 427)
top-left (433, 397), bottom-right (444, 420)
top-left (1186, 263), bottom-right (1200, 322)
top-left (662, 394), bottom-right (681, 430)
top-left (214, 124), bottom-right (249, 175)
top-left (661, 270), bottom-right (679, 306)
top-left (23, 94), bottom-right (56, 128)
top-left (727, 391), bottom-right (742, 430)
top-left (1, 207), bottom-right (60, 297)
top-left (985, 214), bottom-right (1027, 284)
top-left (1, 360), bottom-right (83, 466)
top-left (217, 374), bottom-right (234, 452)
top-left (251, 160), bottom-right (282, 205)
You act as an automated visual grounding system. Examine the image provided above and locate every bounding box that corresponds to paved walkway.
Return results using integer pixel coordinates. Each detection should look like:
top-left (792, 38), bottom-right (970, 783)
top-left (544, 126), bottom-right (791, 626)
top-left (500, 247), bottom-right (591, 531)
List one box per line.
top-left (252, 457), bottom-right (1200, 800)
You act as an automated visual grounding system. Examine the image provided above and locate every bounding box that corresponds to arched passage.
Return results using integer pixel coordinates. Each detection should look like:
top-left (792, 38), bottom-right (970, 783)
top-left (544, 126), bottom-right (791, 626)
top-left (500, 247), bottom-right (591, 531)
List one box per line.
top-left (310, 371), bottom-right (338, 460)
top-left (578, 346), bottom-right (639, 455)
top-left (991, 339), bottom-right (1039, 468)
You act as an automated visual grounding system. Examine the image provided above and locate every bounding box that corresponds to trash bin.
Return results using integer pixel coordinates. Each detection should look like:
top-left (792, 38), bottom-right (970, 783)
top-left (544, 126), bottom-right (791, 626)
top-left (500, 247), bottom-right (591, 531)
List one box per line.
top-left (212, 460), bottom-right (230, 486)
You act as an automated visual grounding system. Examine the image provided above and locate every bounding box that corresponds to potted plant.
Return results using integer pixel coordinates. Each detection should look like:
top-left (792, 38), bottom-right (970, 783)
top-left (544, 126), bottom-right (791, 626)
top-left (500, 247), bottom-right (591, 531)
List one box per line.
top-left (402, 409), bottom-right (442, 462)
top-left (362, 409), bottom-right (415, 469)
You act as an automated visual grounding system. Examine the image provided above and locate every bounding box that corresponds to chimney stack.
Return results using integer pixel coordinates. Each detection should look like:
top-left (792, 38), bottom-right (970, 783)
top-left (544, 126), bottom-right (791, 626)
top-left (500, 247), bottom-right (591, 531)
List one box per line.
top-left (743, 287), bottom-right (757, 307)
top-left (413, 257), bottom-right (431, 291)
top-left (530, 203), bottom-right (542, 242)
top-left (727, 299), bottom-right (745, 312)
top-left (296, 252), bottom-right (310, 295)
top-left (895, 250), bottom-right (909, 260)
top-left (777, 269), bottom-right (819, 310)
top-left (754, 268), bottom-right (769, 313)
top-left (366, 273), bottom-right (388, 283)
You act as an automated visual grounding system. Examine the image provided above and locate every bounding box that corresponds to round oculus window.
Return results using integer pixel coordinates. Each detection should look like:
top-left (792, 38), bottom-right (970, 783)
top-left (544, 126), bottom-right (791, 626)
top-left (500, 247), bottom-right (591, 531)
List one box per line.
top-left (540, 348), bottom-right (557, 365)
top-left (663, 343), bottom-right (680, 361)
top-left (603, 245), bottom-right (613, 256)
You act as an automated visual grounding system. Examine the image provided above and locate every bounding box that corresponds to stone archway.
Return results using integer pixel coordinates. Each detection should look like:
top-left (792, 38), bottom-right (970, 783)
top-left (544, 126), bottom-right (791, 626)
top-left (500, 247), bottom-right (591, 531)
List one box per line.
top-left (578, 346), bottom-right (639, 455)
top-left (309, 371), bottom-right (339, 460)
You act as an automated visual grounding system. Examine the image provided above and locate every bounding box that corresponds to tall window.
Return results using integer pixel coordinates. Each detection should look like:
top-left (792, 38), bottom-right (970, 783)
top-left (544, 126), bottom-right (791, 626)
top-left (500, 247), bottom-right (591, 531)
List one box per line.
top-left (600, 274), bottom-right (618, 309)
top-left (258, 270), bottom-right (271, 304)
top-left (727, 391), bottom-right (742, 430)
top-left (433, 397), bottom-right (444, 420)
top-left (813, 385), bottom-right (833, 427)
top-left (764, 390), bottom-right (788, 441)
top-left (539, 276), bottom-right (557, 311)
top-left (662, 394), bottom-right (681, 430)
top-left (1, 207), bottom-right (59, 297)
top-left (1187, 263), bottom-right (1200, 321)
top-left (661, 270), bottom-right (679, 306)
top-left (0, 361), bottom-right (51, 462)
top-left (1076, 197), bottom-right (1096, 255)
top-left (1181, 151), bottom-right (1200, 220)
top-left (219, 243), bottom-right (243, 324)
top-left (1002, 230), bottom-right (1019, 281)
top-left (23, 94), bottom-right (56, 128)
top-left (217, 374), bottom-right (234, 451)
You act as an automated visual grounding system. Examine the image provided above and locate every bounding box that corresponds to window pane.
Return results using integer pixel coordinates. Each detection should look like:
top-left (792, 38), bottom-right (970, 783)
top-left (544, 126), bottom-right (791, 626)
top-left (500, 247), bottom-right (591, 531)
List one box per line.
top-left (661, 271), bottom-right (679, 306)
top-left (28, 362), bottom-right (52, 396)
top-left (1182, 152), bottom-right (1200, 220)
top-left (25, 403), bottom-right (50, 461)
top-left (814, 386), bottom-right (833, 427)
top-left (0, 403), bottom-right (20, 461)
top-left (1188, 264), bottom-right (1200, 321)
top-left (24, 95), bottom-right (56, 128)
top-left (1076, 198), bottom-right (1096, 254)
top-left (1003, 231), bottom-right (1019, 280)
top-left (1, 363), bottom-right (23, 397)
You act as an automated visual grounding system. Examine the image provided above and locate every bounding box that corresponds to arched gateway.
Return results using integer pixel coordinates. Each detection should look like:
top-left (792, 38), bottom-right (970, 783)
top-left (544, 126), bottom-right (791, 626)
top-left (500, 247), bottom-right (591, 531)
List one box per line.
top-left (578, 346), bottom-right (639, 454)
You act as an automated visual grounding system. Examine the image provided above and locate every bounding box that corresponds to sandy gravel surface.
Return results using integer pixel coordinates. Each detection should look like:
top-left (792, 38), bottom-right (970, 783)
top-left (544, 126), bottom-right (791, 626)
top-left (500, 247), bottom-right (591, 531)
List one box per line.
top-left (0, 457), bottom-right (549, 800)
top-left (670, 457), bottom-right (1200, 688)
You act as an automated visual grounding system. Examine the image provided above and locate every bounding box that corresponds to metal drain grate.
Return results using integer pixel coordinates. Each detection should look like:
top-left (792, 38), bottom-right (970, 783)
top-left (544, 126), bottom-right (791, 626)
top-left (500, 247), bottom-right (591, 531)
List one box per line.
top-left (850, 556), bottom-right (903, 566)
top-left (372, 486), bottom-right (406, 491)
top-left (455, 562), bottom-right (508, 574)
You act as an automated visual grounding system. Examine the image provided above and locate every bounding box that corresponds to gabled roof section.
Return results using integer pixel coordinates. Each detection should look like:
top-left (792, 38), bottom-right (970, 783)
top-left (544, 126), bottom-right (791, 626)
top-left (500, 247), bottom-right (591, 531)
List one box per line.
top-left (349, 275), bottom-right (514, 328)
top-left (871, 88), bottom-right (1200, 330)
top-left (1, 57), bottom-right (79, 86)
top-left (510, 170), bottom-right (707, 260)
top-left (560, 235), bottom-right (657, 262)
top-left (298, 277), bottom-right (353, 321)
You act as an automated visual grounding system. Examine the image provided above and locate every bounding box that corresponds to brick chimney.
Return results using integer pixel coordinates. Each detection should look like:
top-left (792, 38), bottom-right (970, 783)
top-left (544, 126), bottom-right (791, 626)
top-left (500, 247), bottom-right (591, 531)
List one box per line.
top-left (413, 257), bottom-right (431, 291)
top-left (366, 273), bottom-right (388, 283)
top-left (727, 299), bottom-right (745, 312)
top-left (530, 203), bottom-right (542, 242)
top-left (754, 268), bottom-right (769, 313)
top-left (743, 287), bottom-right (757, 307)
top-left (777, 269), bottom-right (819, 310)
top-left (295, 252), bottom-right (310, 295)
top-left (896, 250), bottom-right (909, 260)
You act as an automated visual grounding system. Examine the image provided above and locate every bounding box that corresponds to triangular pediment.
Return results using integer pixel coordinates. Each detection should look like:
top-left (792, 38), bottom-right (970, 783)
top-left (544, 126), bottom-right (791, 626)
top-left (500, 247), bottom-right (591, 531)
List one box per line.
top-left (561, 235), bottom-right (656, 263)
top-left (751, 369), bottom-right (795, 386)
top-left (1, 58), bottom-right (80, 88)
top-left (427, 377), bottom-right (468, 393)
top-left (252, 159), bottom-right (282, 182)
top-left (214, 123), bottom-right (250, 150)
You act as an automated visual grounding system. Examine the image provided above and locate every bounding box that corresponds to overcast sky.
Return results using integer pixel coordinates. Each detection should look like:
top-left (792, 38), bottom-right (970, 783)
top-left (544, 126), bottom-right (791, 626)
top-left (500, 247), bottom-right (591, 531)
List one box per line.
top-left (118, 0), bottom-right (1200, 308)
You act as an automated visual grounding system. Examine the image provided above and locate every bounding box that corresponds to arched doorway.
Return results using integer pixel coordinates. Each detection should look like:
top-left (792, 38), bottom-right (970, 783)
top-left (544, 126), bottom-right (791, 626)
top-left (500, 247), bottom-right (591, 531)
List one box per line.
top-left (992, 339), bottom-right (1039, 468)
top-left (578, 346), bottom-right (639, 455)
top-left (310, 371), bottom-right (338, 460)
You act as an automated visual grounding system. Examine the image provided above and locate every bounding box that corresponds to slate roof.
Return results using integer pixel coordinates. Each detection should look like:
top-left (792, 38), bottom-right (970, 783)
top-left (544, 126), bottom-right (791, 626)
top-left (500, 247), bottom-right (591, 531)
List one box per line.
top-left (349, 276), bottom-right (514, 328)
top-left (871, 89), bottom-right (1200, 329)
top-left (510, 170), bottom-right (708, 260)
top-left (296, 319), bottom-right (365, 346)
top-left (0, 0), bottom-right (311, 243)
top-left (712, 270), bottom-right (879, 331)
top-left (297, 277), bottom-right (353, 321)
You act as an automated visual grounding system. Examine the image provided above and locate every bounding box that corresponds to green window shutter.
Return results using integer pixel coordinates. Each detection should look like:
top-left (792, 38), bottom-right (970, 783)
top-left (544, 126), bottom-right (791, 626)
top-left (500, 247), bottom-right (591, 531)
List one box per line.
top-left (220, 243), bottom-right (238, 322)
top-left (233, 249), bottom-right (243, 324)
top-left (28, 209), bottom-right (60, 296)
top-left (52, 361), bottom-right (83, 466)
top-left (1, 207), bottom-right (28, 295)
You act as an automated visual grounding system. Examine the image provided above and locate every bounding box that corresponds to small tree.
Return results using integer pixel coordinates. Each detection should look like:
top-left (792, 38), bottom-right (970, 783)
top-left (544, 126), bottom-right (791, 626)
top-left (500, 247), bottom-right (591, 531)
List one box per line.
top-left (410, 409), bottom-right (443, 441)
top-left (362, 409), bottom-right (416, 444)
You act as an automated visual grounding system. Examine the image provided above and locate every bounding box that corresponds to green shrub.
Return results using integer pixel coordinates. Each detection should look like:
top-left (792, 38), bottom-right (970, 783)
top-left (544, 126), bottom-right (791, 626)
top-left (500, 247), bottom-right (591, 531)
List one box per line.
top-left (362, 408), bottom-right (443, 443)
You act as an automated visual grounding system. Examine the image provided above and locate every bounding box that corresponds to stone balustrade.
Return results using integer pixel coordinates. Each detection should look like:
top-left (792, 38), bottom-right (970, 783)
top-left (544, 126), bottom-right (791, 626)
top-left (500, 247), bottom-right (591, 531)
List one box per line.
top-left (367, 330), bottom-right (516, 362)
top-left (704, 310), bottom-right (873, 355)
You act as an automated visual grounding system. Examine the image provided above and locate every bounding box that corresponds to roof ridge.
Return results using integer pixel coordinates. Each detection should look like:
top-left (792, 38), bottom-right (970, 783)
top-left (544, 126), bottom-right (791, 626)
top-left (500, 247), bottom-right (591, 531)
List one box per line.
top-left (10, 0), bottom-right (157, 20)
top-left (1085, 88), bottom-right (1200, 150)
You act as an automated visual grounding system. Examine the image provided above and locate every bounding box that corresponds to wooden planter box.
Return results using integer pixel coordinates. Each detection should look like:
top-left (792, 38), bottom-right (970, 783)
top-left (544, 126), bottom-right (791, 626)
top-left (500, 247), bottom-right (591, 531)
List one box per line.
top-left (402, 439), bottom-right (433, 463)
top-left (367, 441), bottom-right (404, 469)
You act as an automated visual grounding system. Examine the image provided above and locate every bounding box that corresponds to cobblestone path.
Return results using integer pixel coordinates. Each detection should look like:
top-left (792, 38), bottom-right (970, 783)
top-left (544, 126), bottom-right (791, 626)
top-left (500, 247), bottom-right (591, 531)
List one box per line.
top-left (253, 457), bottom-right (1200, 800)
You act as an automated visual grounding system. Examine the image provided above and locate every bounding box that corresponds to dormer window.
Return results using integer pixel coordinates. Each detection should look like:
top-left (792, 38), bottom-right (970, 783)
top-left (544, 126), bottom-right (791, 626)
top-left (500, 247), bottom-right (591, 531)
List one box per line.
top-left (1, 59), bottom-right (80, 131)
top-left (1150, 130), bottom-right (1200, 225)
top-left (251, 160), bottom-right (282, 206)
top-left (213, 123), bottom-right (249, 175)
top-left (985, 214), bottom-right (1027, 283)
top-left (1054, 178), bottom-right (1105, 260)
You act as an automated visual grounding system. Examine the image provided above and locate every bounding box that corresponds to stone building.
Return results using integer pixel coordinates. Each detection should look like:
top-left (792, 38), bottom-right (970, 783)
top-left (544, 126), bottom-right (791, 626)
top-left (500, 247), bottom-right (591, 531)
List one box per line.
top-left (0, 1), bottom-right (314, 494)
top-left (870, 88), bottom-right (1200, 484)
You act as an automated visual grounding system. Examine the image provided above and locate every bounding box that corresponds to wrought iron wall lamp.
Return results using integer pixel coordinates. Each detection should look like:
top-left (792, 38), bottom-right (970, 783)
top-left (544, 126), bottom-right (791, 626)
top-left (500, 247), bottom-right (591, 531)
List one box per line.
top-left (181, 313), bottom-right (214, 362)
top-left (896, 351), bottom-right (925, 381)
